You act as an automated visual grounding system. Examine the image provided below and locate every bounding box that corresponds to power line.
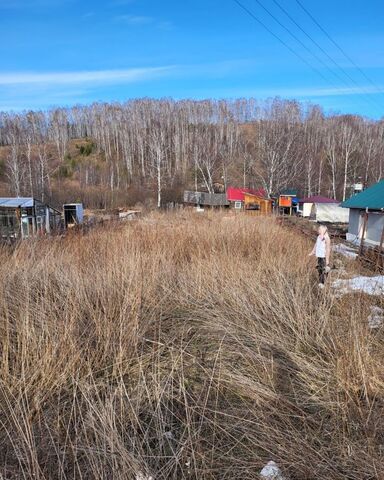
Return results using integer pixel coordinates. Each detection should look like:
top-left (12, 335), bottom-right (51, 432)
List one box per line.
top-left (232, 0), bottom-right (340, 85)
top-left (252, 0), bottom-right (382, 113)
top-left (271, 0), bottom-right (384, 113)
top-left (233, 0), bottom-right (382, 115)
top-left (295, 0), bottom-right (384, 96)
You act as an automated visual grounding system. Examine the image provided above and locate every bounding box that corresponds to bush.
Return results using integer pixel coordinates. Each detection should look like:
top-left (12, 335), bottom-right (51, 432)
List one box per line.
top-left (78, 142), bottom-right (94, 156)
top-left (57, 164), bottom-right (72, 178)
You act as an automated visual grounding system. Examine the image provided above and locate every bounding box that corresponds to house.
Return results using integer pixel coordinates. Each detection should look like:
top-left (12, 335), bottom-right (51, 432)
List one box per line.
top-left (298, 196), bottom-right (339, 218)
top-left (298, 195), bottom-right (349, 223)
top-left (226, 187), bottom-right (266, 210)
top-left (243, 192), bottom-right (273, 215)
top-left (0, 197), bottom-right (61, 241)
top-left (341, 179), bottom-right (384, 247)
top-left (183, 187), bottom-right (270, 213)
top-left (278, 189), bottom-right (298, 215)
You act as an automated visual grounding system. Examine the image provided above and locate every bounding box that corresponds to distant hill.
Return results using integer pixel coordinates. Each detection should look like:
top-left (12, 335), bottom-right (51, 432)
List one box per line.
top-left (0, 98), bottom-right (383, 208)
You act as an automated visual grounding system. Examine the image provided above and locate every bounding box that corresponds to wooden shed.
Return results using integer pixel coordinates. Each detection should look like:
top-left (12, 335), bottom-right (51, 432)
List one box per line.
top-left (226, 187), bottom-right (266, 210)
top-left (244, 193), bottom-right (273, 215)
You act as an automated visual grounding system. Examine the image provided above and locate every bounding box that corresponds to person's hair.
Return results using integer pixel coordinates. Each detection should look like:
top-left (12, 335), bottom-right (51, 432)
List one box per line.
top-left (318, 225), bottom-right (328, 236)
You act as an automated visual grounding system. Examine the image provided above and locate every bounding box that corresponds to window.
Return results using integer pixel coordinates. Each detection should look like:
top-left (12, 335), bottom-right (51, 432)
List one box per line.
top-left (246, 203), bottom-right (260, 211)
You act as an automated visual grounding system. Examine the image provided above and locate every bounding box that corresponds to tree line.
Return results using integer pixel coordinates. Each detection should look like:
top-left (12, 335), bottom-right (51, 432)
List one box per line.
top-left (0, 98), bottom-right (383, 208)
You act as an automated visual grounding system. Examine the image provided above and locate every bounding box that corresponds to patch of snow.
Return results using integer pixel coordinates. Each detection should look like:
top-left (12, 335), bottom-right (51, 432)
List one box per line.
top-left (260, 461), bottom-right (286, 479)
top-left (368, 306), bottom-right (384, 329)
top-left (333, 243), bottom-right (358, 259)
top-left (332, 276), bottom-right (384, 296)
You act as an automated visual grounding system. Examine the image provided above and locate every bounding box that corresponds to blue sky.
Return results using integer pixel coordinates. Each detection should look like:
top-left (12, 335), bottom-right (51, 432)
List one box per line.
top-left (1, 0), bottom-right (383, 118)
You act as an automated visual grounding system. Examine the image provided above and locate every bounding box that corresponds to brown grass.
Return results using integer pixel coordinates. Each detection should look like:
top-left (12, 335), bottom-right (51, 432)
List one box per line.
top-left (0, 212), bottom-right (383, 479)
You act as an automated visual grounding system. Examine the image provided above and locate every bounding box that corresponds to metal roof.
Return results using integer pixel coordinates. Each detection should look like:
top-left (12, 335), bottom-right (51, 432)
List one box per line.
top-left (280, 188), bottom-right (298, 196)
top-left (0, 197), bottom-right (34, 208)
top-left (341, 180), bottom-right (384, 210)
top-left (226, 187), bottom-right (266, 202)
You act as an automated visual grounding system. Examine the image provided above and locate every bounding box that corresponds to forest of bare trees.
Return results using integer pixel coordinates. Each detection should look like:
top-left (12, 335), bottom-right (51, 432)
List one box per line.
top-left (0, 97), bottom-right (383, 208)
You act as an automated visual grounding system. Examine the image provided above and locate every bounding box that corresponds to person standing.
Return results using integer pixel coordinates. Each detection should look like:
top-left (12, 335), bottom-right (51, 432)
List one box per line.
top-left (309, 225), bottom-right (331, 288)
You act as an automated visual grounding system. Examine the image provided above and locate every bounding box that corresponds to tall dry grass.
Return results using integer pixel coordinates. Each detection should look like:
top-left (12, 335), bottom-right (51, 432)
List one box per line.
top-left (0, 211), bottom-right (383, 479)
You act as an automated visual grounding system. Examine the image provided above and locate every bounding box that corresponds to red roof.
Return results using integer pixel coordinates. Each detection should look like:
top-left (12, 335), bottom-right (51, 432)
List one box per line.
top-left (227, 187), bottom-right (266, 202)
top-left (298, 195), bottom-right (339, 204)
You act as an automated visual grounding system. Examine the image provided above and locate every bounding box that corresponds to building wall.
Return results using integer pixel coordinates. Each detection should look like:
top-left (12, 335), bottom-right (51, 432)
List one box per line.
top-left (347, 209), bottom-right (361, 243)
top-left (243, 194), bottom-right (272, 214)
top-left (367, 212), bottom-right (384, 245)
top-left (0, 207), bottom-right (20, 240)
top-left (279, 196), bottom-right (292, 207)
top-left (183, 191), bottom-right (229, 207)
top-left (302, 202), bottom-right (313, 217)
top-left (346, 209), bottom-right (384, 246)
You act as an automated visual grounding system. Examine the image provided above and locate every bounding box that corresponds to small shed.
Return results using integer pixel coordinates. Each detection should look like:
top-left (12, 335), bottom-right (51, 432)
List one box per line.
top-left (63, 203), bottom-right (84, 228)
top-left (183, 191), bottom-right (229, 209)
top-left (341, 179), bottom-right (384, 247)
top-left (0, 197), bottom-right (61, 240)
top-left (244, 192), bottom-right (273, 215)
top-left (279, 188), bottom-right (298, 215)
top-left (226, 187), bottom-right (266, 210)
top-left (298, 195), bottom-right (339, 218)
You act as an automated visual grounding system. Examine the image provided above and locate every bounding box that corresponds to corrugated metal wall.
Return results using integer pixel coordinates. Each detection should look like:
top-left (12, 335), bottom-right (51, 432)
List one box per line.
top-left (183, 191), bottom-right (229, 206)
top-left (348, 209), bottom-right (360, 238)
top-left (347, 209), bottom-right (384, 246)
top-left (367, 213), bottom-right (384, 245)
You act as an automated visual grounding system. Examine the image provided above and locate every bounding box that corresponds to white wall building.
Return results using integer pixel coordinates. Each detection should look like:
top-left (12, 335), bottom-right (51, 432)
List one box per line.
top-left (341, 180), bottom-right (384, 247)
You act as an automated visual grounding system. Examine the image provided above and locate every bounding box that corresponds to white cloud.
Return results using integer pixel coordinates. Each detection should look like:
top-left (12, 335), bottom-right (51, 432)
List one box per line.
top-left (272, 85), bottom-right (384, 98)
top-left (0, 67), bottom-right (174, 87)
top-left (113, 14), bottom-right (172, 29)
top-left (0, 66), bottom-right (177, 111)
top-left (5, 60), bottom-right (380, 113)
top-left (115, 14), bottom-right (154, 25)
top-left (210, 84), bottom-right (384, 99)
top-left (0, 0), bottom-right (72, 8)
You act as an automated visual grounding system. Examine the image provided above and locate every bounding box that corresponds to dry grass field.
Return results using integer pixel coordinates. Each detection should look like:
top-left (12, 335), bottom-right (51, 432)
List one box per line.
top-left (0, 212), bottom-right (383, 479)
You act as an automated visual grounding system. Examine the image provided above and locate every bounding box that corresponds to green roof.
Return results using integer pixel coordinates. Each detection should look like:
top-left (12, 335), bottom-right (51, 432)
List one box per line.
top-left (341, 179), bottom-right (384, 210)
top-left (280, 188), bottom-right (298, 196)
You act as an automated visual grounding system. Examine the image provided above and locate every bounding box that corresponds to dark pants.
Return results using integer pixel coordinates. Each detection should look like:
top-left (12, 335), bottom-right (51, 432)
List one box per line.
top-left (316, 257), bottom-right (327, 284)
